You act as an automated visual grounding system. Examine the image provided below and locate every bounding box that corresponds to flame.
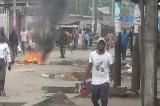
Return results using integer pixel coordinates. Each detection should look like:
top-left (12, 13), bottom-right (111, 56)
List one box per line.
top-left (23, 50), bottom-right (45, 64)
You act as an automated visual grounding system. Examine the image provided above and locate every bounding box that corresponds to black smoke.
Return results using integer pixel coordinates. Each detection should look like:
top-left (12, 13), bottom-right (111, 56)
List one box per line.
top-left (33, 0), bottom-right (67, 59)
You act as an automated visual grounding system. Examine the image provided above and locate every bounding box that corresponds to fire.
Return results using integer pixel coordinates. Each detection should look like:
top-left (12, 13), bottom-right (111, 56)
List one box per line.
top-left (23, 49), bottom-right (45, 64)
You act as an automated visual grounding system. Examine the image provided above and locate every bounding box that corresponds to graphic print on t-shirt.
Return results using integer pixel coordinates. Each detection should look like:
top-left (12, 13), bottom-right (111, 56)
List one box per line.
top-left (95, 59), bottom-right (104, 72)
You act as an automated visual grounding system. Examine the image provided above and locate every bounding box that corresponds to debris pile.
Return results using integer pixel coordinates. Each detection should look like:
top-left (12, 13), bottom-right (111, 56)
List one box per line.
top-left (34, 92), bottom-right (77, 106)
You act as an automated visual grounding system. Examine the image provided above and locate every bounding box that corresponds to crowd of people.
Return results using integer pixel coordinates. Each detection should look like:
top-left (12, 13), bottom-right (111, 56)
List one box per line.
top-left (56, 27), bottom-right (94, 58)
top-left (8, 27), bottom-right (33, 57)
top-left (56, 26), bottom-right (133, 60)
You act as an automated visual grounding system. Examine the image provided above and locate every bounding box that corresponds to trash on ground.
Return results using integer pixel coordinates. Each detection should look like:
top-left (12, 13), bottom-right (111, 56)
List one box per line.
top-left (41, 73), bottom-right (55, 79)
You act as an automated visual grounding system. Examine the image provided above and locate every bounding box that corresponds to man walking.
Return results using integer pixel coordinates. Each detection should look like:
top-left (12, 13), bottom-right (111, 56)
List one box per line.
top-left (27, 27), bottom-right (32, 51)
top-left (120, 28), bottom-right (129, 60)
top-left (0, 35), bottom-right (12, 96)
top-left (9, 29), bottom-right (19, 57)
top-left (83, 37), bottom-right (114, 106)
top-left (20, 28), bottom-right (27, 54)
top-left (57, 30), bottom-right (67, 58)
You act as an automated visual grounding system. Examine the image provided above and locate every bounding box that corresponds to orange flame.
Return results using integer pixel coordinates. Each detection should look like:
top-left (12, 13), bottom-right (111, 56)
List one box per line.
top-left (23, 52), bottom-right (45, 64)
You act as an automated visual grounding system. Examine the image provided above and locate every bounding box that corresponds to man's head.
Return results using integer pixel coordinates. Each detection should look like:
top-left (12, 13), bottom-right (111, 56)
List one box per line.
top-left (97, 37), bottom-right (106, 51)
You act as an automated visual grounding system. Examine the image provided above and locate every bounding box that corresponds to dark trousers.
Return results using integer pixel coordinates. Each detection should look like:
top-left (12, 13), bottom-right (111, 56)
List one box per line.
top-left (0, 59), bottom-right (6, 91)
top-left (84, 39), bottom-right (88, 50)
top-left (121, 44), bottom-right (127, 60)
top-left (91, 82), bottom-right (109, 106)
top-left (11, 45), bottom-right (18, 58)
top-left (60, 45), bottom-right (65, 58)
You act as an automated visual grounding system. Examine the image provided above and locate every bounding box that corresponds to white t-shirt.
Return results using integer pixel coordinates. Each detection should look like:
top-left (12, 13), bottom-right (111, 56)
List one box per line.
top-left (89, 50), bottom-right (113, 85)
top-left (20, 31), bottom-right (27, 42)
top-left (0, 43), bottom-right (11, 63)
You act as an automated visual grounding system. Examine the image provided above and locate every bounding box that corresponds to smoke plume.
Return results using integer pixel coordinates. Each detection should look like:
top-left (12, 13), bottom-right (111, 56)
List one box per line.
top-left (33, 0), bottom-right (67, 59)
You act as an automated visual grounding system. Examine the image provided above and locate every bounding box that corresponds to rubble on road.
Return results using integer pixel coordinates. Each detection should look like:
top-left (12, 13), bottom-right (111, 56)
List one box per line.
top-left (33, 92), bottom-right (77, 106)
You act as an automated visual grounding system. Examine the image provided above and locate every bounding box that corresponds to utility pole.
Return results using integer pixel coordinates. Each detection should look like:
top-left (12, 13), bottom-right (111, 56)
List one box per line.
top-left (92, 0), bottom-right (97, 33)
top-left (92, 0), bottom-right (95, 33)
top-left (114, 0), bottom-right (121, 86)
top-left (140, 0), bottom-right (144, 105)
top-left (94, 0), bottom-right (97, 32)
top-left (13, 0), bottom-right (16, 29)
top-left (76, 0), bottom-right (78, 13)
top-left (131, 4), bottom-right (141, 93)
top-left (112, 0), bottom-right (114, 21)
top-left (143, 0), bottom-right (158, 106)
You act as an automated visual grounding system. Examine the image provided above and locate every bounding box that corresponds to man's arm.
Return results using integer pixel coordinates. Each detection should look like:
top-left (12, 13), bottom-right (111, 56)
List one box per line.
top-left (83, 63), bottom-right (93, 82)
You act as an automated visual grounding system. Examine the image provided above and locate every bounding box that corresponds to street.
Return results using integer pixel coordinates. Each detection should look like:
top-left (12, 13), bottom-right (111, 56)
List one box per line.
top-left (0, 48), bottom-right (152, 106)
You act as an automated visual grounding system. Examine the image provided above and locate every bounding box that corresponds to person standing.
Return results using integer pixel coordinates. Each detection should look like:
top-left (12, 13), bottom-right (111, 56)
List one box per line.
top-left (27, 27), bottom-right (32, 51)
top-left (78, 30), bottom-right (82, 48)
top-left (120, 28), bottom-right (129, 60)
top-left (57, 30), bottom-right (67, 58)
top-left (128, 26), bottom-right (134, 54)
top-left (82, 29), bottom-right (89, 50)
top-left (83, 37), bottom-right (114, 106)
top-left (9, 29), bottom-right (19, 57)
top-left (71, 29), bottom-right (78, 50)
top-left (0, 35), bottom-right (12, 96)
top-left (20, 28), bottom-right (27, 54)
top-left (89, 30), bottom-right (93, 47)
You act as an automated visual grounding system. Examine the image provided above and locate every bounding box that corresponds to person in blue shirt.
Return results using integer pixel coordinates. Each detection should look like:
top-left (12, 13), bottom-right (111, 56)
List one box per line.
top-left (120, 28), bottom-right (129, 60)
top-left (82, 29), bottom-right (89, 50)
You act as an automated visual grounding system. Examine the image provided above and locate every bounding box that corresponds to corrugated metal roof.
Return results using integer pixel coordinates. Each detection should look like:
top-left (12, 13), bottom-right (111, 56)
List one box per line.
top-left (3, 0), bottom-right (38, 5)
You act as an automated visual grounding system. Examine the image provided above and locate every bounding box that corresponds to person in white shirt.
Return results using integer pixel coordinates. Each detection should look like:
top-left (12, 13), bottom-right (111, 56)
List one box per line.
top-left (84, 37), bottom-right (114, 106)
top-left (0, 35), bottom-right (11, 96)
top-left (27, 27), bottom-right (32, 51)
top-left (20, 28), bottom-right (27, 54)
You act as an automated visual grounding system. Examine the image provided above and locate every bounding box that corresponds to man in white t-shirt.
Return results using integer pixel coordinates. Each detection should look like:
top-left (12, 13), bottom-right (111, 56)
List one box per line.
top-left (20, 28), bottom-right (27, 54)
top-left (84, 37), bottom-right (114, 106)
top-left (0, 35), bottom-right (11, 96)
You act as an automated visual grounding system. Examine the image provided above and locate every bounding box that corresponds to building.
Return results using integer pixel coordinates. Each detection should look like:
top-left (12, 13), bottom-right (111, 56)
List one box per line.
top-left (0, 0), bottom-right (37, 37)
